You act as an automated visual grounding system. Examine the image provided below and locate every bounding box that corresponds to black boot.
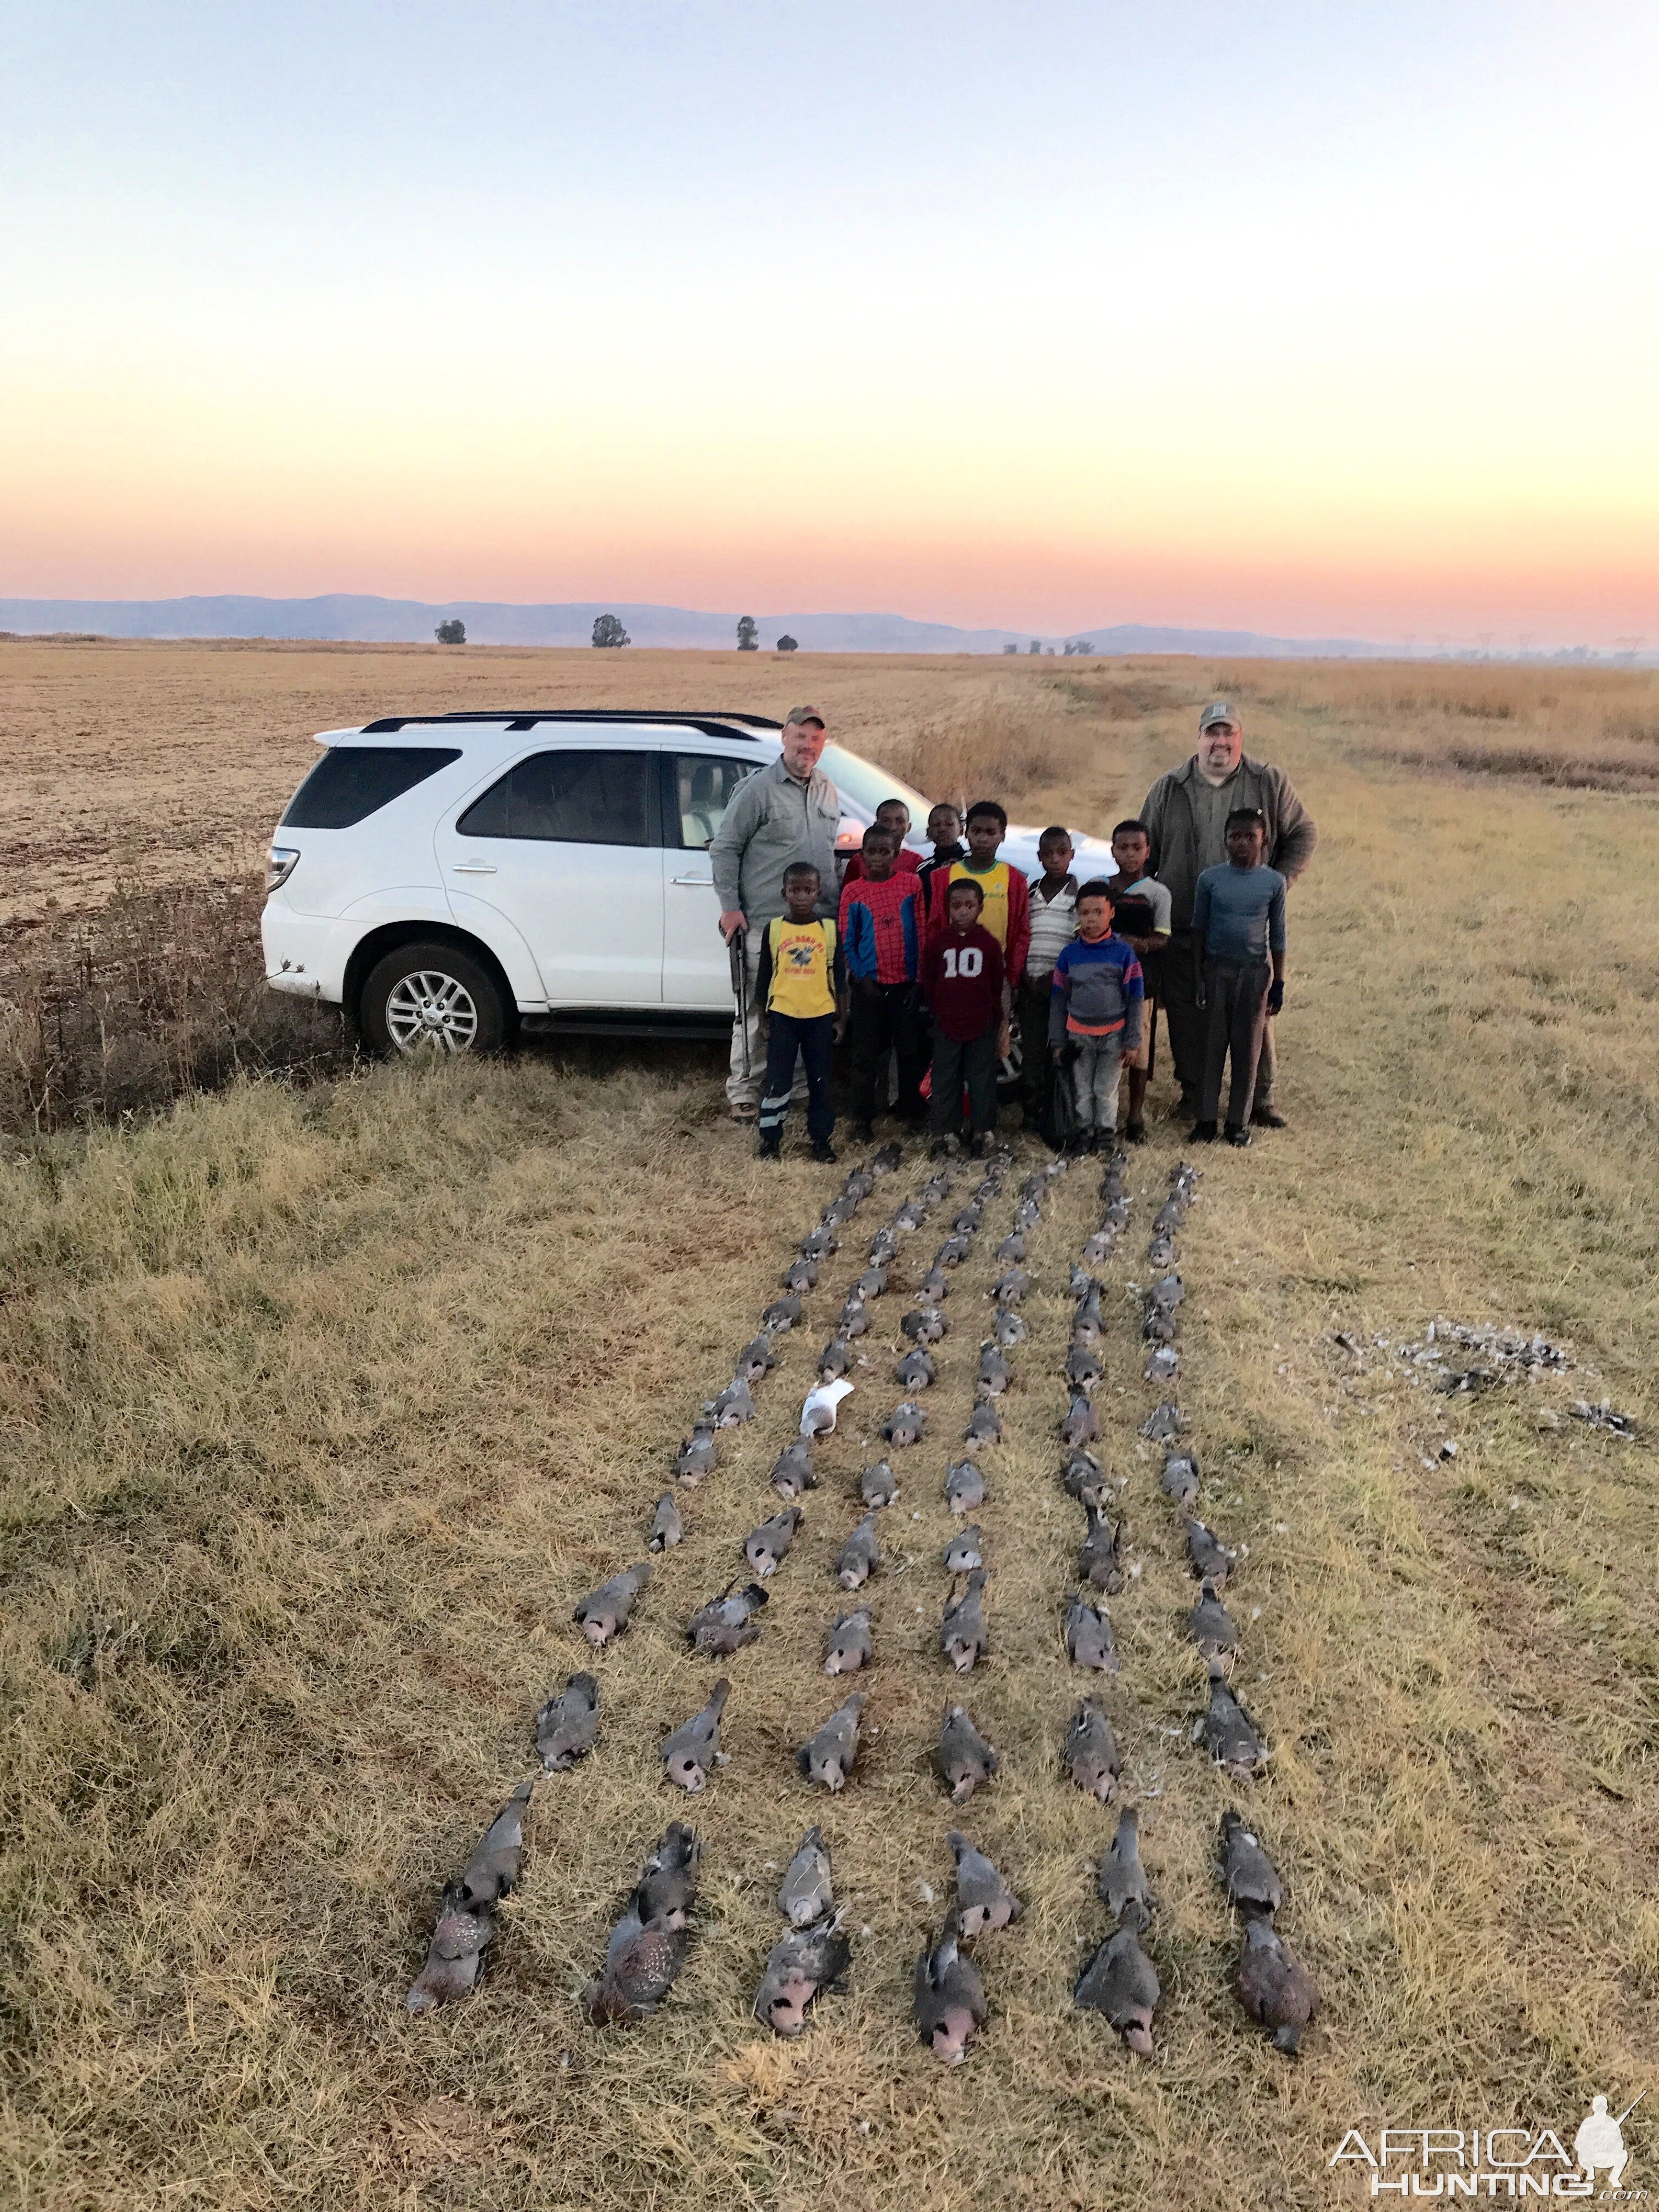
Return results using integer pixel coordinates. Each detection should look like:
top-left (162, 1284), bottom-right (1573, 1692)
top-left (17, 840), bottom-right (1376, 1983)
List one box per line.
top-left (1188, 1119), bottom-right (1218, 1143)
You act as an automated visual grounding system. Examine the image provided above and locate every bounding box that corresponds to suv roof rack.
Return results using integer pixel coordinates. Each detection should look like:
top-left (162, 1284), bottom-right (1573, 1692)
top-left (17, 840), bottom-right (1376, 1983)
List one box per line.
top-left (359, 709), bottom-right (785, 737)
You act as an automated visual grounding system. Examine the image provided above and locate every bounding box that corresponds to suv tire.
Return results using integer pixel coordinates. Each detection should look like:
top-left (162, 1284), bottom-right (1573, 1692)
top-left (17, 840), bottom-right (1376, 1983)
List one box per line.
top-left (360, 941), bottom-right (509, 1059)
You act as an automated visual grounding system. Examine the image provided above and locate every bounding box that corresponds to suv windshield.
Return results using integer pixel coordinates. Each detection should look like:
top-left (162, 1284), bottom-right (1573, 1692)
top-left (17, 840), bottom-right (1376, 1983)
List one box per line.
top-left (819, 744), bottom-right (934, 832)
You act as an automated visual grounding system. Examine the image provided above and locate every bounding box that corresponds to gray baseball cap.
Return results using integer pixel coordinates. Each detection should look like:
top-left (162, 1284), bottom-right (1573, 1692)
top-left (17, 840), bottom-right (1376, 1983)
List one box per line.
top-left (1198, 699), bottom-right (1239, 733)
top-left (783, 705), bottom-right (826, 730)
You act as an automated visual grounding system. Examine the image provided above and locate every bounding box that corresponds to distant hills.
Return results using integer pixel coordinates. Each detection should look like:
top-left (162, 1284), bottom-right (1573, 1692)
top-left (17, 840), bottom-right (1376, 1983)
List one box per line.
top-left (0, 593), bottom-right (1393, 658)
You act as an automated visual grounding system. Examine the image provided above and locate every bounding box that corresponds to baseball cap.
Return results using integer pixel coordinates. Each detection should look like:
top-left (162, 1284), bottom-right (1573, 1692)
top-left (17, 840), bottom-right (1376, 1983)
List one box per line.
top-left (1198, 699), bottom-right (1238, 733)
top-left (784, 706), bottom-right (826, 730)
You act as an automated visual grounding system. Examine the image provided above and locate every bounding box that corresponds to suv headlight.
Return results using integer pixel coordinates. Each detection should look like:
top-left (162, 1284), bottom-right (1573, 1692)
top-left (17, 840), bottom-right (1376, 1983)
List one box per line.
top-left (267, 846), bottom-right (300, 893)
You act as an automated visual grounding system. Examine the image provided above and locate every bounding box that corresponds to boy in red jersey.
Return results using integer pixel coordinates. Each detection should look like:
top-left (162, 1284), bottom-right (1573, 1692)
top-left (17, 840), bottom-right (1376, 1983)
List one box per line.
top-left (920, 877), bottom-right (1007, 1158)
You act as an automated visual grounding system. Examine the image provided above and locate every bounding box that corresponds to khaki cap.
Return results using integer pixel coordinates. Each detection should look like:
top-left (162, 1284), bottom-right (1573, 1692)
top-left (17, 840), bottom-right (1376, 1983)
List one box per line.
top-left (1198, 699), bottom-right (1238, 732)
top-left (783, 705), bottom-right (826, 729)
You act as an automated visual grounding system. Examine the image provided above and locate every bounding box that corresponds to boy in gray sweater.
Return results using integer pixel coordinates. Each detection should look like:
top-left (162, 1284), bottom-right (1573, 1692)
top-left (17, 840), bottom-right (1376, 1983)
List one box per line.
top-left (1189, 809), bottom-right (1286, 1147)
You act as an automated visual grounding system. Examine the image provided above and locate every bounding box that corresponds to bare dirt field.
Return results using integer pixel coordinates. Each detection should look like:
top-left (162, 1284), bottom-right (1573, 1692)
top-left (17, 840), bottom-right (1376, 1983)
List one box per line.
top-left (3, 642), bottom-right (1658, 2210)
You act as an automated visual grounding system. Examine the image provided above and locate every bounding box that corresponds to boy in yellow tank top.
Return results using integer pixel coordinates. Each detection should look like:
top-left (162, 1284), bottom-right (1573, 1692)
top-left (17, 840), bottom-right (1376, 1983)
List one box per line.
top-left (754, 862), bottom-right (845, 1161)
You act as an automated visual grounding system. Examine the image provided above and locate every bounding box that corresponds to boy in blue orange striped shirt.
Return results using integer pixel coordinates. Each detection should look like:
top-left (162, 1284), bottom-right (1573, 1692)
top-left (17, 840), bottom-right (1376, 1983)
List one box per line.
top-left (839, 823), bottom-right (926, 1139)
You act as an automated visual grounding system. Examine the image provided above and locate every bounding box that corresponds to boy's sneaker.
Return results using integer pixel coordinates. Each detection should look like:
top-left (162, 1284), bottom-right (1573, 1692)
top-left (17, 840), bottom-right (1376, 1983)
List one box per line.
top-left (756, 1132), bottom-right (781, 1159)
top-left (730, 1099), bottom-right (759, 1124)
top-left (1188, 1120), bottom-right (1218, 1143)
top-left (1251, 1105), bottom-right (1288, 1129)
top-left (850, 1121), bottom-right (876, 1144)
top-left (1123, 1119), bottom-right (1147, 1145)
top-left (1224, 1122), bottom-right (1251, 1148)
top-left (969, 1132), bottom-right (993, 1159)
top-left (811, 1138), bottom-right (838, 1163)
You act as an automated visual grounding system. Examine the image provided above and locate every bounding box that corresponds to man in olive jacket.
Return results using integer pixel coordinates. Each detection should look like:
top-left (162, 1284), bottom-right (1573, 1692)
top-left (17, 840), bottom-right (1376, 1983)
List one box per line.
top-left (1139, 701), bottom-right (1317, 1124)
top-left (711, 706), bottom-right (842, 1120)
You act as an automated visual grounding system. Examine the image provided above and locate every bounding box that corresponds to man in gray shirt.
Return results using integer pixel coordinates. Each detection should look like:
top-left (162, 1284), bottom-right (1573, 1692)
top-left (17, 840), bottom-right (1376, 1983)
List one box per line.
top-left (1189, 809), bottom-right (1286, 1146)
top-left (1139, 699), bottom-right (1316, 1125)
top-left (711, 706), bottom-right (842, 1119)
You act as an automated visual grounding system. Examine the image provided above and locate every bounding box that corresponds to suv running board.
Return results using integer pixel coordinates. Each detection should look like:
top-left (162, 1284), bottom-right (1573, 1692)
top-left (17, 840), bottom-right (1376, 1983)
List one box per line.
top-left (518, 1011), bottom-right (732, 1041)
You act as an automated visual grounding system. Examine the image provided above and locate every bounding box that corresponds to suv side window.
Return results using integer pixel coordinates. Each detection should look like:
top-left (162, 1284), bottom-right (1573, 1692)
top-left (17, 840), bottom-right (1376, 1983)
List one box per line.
top-left (669, 754), bottom-right (758, 849)
top-left (458, 749), bottom-right (655, 844)
top-left (283, 746), bottom-right (461, 828)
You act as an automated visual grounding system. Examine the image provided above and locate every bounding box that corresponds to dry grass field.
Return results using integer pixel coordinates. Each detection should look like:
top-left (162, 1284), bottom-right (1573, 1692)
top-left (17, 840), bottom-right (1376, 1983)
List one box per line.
top-left (3, 641), bottom-right (1658, 2211)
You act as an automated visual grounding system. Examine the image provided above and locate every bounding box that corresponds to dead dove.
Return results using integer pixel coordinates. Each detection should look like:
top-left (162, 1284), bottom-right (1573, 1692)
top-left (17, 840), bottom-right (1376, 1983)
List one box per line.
top-left (1139, 1400), bottom-right (1183, 1441)
top-left (953, 1203), bottom-right (985, 1235)
top-left (838, 1293), bottom-right (870, 1338)
top-left (834, 1513), bottom-right (882, 1590)
top-left (1064, 1696), bottom-right (1121, 1803)
top-left (771, 1440), bottom-right (817, 1501)
top-left (1059, 1447), bottom-right (1107, 1502)
top-left (1068, 1263), bottom-right (1098, 1297)
top-left (914, 1912), bottom-right (986, 2064)
top-left (754, 1910), bottom-right (853, 2038)
top-left (797, 1691), bottom-right (865, 1791)
top-left (745, 1506), bottom-right (804, 1577)
top-left (1150, 1269), bottom-right (1184, 1311)
top-left (842, 1165), bottom-right (876, 1200)
top-left (1220, 1809), bottom-right (1284, 1917)
top-left (882, 1398), bottom-right (928, 1447)
top-left (799, 1225), bottom-right (837, 1260)
top-left (894, 1199), bottom-right (927, 1232)
top-left (760, 1294), bottom-right (802, 1335)
top-left (1065, 1342), bottom-right (1103, 1392)
top-left (894, 1346), bottom-right (936, 1391)
top-left (935, 1234), bottom-right (972, 1268)
top-left (1079, 1504), bottom-right (1132, 1593)
top-left (459, 1778), bottom-right (534, 1906)
top-left (938, 1703), bottom-right (998, 1802)
top-left (1153, 1197), bottom-right (1184, 1234)
top-left (1103, 1197), bottom-right (1130, 1230)
top-left (536, 1671), bottom-right (600, 1770)
top-left (635, 1820), bottom-right (701, 1926)
top-left (1081, 1228), bottom-right (1115, 1267)
top-left (407, 1882), bottom-right (496, 2013)
top-left (711, 1376), bottom-right (755, 1427)
top-left (943, 1523), bottom-right (983, 1573)
top-left (1098, 1805), bottom-right (1154, 1928)
top-left (1020, 1171), bottom-right (1048, 1200)
top-left (573, 1560), bottom-right (651, 1648)
top-left (1013, 1200), bottom-right (1042, 1233)
top-left (800, 1378), bottom-right (854, 1438)
top-left (992, 1307), bottom-right (1027, 1348)
top-left (1065, 1595), bottom-right (1118, 1672)
top-left (1144, 1345), bottom-right (1180, 1386)
top-left (1075, 1923), bottom-right (1160, 2056)
top-left (648, 1491), bottom-right (684, 1553)
top-left (944, 1458), bottom-right (986, 1515)
top-left (674, 1423), bottom-right (718, 1483)
top-left (686, 1579), bottom-right (769, 1655)
top-left (1144, 1233), bottom-right (1177, 1267)
top-left (1238, 1917), bottom-right (1318, 2055)
top-left (1186, 1581), bottom-right (1239, 1654)
top-left (662, 1678), bottom-right (729, 1793)
top-left (915, 1264), bottom-right (950, 1302)
top-left (871, 1141), bottom-right (902, 1175)
top-left (1060, 1392), bottom-right (1101, 1447)
top-left (1200, 1667), bottom-right (1266, 1776)
top-left (977, 1341), bottom-right (1013, 1396)
top-left (946, 1831), bottom-right (1023, 1935)
top-left (818, 1336), bottom-right (854, 1381)
top-left (820, 1194), bottom-right (857, 1228)
top-left (860, 1459), bottom-right (898, 1508)
top-left (777, 1825), bottom-right (834, 1926)
top-left (995, 1232), bottom-right (1026, 1264)
top-left (1184, 1515), bottom-right (1235, 1587)
top-left (991, 1267), bottom-right (1031, 1307)
top-left (964, 1401), bottom-right (1003, 1447)
top-left (941, 1570), bottom-right (988, 1673)
top-left (735, 1333), bottom-right (778, 1384)
top-left (867, 1227), bottom-right (899, 1266)
top-left (854, 1265), bottom-right (888, 1302)
top-left (918, 1173), bottom-right (951, 1205)
top-left (902, 1305), bottom-right (949, 1345)
top-left (581, 1897), bottom-right (690, 2026)
top-left (1142, 1306), bottom-right (1177, 1345)
top-left (782, 1256), bottom-right (818, 1294)
top-left (1161, 1451), bottom-right (1200, 1508)
top-left (823, 1606), bottom-right (874, 1674)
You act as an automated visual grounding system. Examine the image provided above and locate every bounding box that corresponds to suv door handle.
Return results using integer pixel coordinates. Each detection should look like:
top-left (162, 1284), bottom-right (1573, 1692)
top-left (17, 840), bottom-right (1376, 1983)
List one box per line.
top-left (450, 860), bottom-right (498, 874)
top-left (673, 871), bottom-right (713, 885)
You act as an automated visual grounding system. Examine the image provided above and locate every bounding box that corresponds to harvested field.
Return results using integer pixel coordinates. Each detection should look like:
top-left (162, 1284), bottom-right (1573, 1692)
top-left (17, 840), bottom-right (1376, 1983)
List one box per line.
top-left (3, 644), bottom-right (1658, 2210)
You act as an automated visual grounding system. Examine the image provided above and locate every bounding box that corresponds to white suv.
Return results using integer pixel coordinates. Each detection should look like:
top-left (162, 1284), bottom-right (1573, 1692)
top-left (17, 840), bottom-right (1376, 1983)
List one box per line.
top-left (261, 709), bottom-right (1116, 1055)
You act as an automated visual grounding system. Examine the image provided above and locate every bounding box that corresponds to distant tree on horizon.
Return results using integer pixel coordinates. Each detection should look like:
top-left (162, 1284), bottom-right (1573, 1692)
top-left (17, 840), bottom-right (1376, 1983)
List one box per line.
top-left (776, 633), bottom-right (799, 653)
top-left (736, 615), bottom-right (759, 651)
top-left (435, 618), bottom-right (466, 645)
top-left (592, 613), bottom-right (630, 648)
top-left (1002, 641), bottom-right (1019, 655)
top-left (1028, 640), bottom-right (1041, 654)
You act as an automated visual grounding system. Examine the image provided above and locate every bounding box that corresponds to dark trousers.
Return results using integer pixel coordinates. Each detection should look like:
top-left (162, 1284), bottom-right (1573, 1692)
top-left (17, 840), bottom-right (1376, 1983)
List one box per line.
top-left (929, 1025), bottom-right (999, 1140)
top-left (848, 979), bottom-right (925, 1124)
top-left (1017, 976), bottom-right (1054, 1127)
top-left (760, 1012), bottom-right (835, 1143)
top-left (1167, 931), bottom-right (1276, 1107)
top-left (1199, 958), bottom-right (1271, 1128)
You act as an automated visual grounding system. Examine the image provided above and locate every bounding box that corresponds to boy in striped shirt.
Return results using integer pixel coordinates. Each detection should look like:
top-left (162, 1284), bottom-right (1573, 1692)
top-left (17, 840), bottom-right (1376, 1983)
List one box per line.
top-left (1019, 825), bottom-right (1079, 1131)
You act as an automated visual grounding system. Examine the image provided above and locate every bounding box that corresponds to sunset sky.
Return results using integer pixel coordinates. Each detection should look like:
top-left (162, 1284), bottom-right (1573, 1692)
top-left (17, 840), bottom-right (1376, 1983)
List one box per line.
top-left (4, 2), bottom-right (1656, 644)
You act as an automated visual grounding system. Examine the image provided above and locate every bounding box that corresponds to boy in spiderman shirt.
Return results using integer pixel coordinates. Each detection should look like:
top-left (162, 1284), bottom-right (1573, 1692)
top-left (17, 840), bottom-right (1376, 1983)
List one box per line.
top-left (839, 823), bottom-right (926, 1139)
top-left (919, 876), bottom-right (1007, 1158)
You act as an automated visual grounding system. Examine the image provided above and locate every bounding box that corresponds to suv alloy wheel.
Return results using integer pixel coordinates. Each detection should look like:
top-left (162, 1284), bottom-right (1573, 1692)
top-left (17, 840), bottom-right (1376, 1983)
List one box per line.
top-left (360, 941), bottom-right (508, 1058)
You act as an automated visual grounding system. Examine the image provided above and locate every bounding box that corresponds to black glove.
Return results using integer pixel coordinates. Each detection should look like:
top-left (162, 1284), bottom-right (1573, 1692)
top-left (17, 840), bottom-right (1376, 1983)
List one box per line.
top-left (1267, 979), bottom-right (1285, 1016)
